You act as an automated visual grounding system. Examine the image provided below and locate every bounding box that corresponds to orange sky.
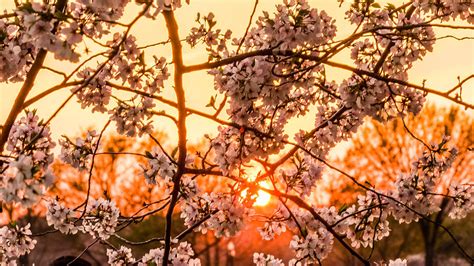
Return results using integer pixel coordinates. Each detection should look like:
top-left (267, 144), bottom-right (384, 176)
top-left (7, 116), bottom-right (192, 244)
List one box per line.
top-left (1, 0), bottom-right (473, 149)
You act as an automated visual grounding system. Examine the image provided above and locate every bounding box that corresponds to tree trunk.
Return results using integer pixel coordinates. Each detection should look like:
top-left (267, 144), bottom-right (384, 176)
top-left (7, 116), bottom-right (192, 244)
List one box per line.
top-left (205, 235), bottom-right (211, 266)
top-left (214, 237), bottom-right (220, 266)
top-left (425, 243), bottom-right (436, 266)
top-left (420, 220), bottom-right (436, 266)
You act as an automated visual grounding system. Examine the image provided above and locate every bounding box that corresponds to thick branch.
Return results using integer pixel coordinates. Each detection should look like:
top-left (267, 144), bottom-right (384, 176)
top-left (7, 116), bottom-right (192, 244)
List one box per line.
top-left (162, 9), bottom-right (188, 266)
top-left (0, 50), bottom-right (47, 153)
top-left (185, 49), bottom-right (473, 109)
top-left (0, 0), bottom-right (68, 153)
top-left (22, 81), bottom-right (83, 108)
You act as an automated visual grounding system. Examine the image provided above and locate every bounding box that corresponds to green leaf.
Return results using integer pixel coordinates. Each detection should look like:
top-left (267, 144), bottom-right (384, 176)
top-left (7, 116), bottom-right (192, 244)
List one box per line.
top-left (385, 3), bottom-right (396, 11)
top-left (171, 147), bottom-right (178, 159)
top-left (371, 2), bottom-right (381, 8)
top-left (338, 204), bottom-right (349, 215)
top-left (209, 20), bottom-right (216, 29)
top-left (138, 51), bottom-right (146, 66)
top-left (0, 31), bottom-right (6, 42)
top-left (206, 95), bottom-right (217, 110)
top-left (54, 11), bottom-right (68, 21)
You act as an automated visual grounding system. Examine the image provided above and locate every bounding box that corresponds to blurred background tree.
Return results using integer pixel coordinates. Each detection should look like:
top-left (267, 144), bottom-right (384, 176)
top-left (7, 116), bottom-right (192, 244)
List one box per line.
top-left (24, 132), bottom-right (283, 265)
top-left (325, 104), bottom-right (473, 266)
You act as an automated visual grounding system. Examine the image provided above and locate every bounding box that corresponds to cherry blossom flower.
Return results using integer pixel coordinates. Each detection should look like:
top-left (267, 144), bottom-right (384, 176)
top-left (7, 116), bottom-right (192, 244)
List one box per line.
top-left (7, 111), bottom-right (55, 168)
top-left (107, 246), bottom-right (135, 265)
top-left (142, 147), bottom-right (177, 184)
top-left (140, 241), bottom-right (200, 266)
top-left (253, 252), bottom-right (284, 266)
top-left (0, 155), bottom-right (55, 206)
top-left (289, 228), bottom-right (334, 263)
top-left (82, 198), bottom-right (120, 240)
top-left (46, 199), bottom-right (81, 234)
top-left (0, 224), bottom-right (36, 263)
top-left (388, 258), bottom-right (407, 266)
top-left (257, 221), bottom-right (287, 241)
top-left (59, 130), bottom-right (98, 170)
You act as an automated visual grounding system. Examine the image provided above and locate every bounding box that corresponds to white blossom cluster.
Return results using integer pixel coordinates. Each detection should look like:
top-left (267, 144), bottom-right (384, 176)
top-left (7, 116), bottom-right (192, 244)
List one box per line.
top-left (46, 199), bottom-right (81, 234)
top-left (267, 206), bottom-right (337, 263)
top-left (253, 252), bottom-right (284, 266)
top-left (1, 112), bottom-right (55, 206)
top-left (391, 142), bottom-right (459, 223)
top-left (0, 18), bottom-right (36, 82)
top-left (181, 192), bottom-right (248, 237)
top-left (413, 0), bottom-right (474, 23)
top-left (337, 194), bottom-right (391, 249)
top-left (448, 182), bottom-right (474, 219)
top-left (209, 0), bottom-right (338, 172)
top-left (388, 258), bottom-right (408, 266)
top-left (280, 155), bottom-right (323, 197)
top-left (73, 35), bottom-right (169, 137)
top-left (257, 221), bottom-right (287, 241)
top-left (46, 198), bottom-right (122, 240)
top-left (289, 228), bottom-right (334, 263)
top-left (142, 147), bottom-right (177, 184)
top-left (109, 97), bottom-right (155, 137)
top-left (201, 192), bottom-right (248, 237)
top-left (139, 241), bottom-right (200, 266)
top-left (107, 246), bottom-right (135, 265)
top-left (0, 156), bottom-right (51, 206)
top-left (75, 68), bottom-right (112, 113)
top-left (0, 0), bottom-right (137, 82)
top-left (342, 1), bottom-right (441, 121)
top-left (71, 0), bottom-right (130, 26)
top-left (59, 130), bottom-right (98, 170)
top-left (6, 111), bottom-right (55, 167)
top-left (0, 2), bottom-right (72, 82)
top-left (15, 2), bottom-right (78, 62)
top-left (186, 12), bottom-right (233, 59)
top-left (82, 198), bottom-right (120, 240)
top-left (304, 107), bottom-right (364, 161)
top-left (0, 224), bottom-right (36, 264)
top-left (211, 126), bottom-right (286, 174)
top-left (0, 0), bottom-right (167, 137)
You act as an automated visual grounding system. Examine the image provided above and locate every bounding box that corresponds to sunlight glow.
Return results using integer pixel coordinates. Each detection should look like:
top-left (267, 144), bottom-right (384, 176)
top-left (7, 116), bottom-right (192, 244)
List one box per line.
top-left (254, 181), bottom-right (272, 206)
top-left (240, 179), bottom-right (272, 207)
top-left (254, 189), bottom-right (271, 206)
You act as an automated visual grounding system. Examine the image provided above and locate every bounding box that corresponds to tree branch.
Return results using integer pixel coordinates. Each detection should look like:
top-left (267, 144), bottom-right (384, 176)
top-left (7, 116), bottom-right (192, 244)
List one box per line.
top-left (0, 50), bottom-right (47, 153)
top-left (162, 9), bottom-right (188, 265)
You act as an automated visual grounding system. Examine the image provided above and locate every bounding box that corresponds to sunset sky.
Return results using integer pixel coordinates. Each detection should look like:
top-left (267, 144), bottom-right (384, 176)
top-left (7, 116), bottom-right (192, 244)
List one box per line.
top-left (1, 0), bottom-right (473, 148)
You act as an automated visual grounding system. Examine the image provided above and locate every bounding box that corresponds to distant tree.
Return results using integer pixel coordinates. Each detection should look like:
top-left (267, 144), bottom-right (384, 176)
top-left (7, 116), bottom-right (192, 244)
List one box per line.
top-left (48, 131), bottom-right (235, 264)
top-left (330, 104), bottom-right (473, 265)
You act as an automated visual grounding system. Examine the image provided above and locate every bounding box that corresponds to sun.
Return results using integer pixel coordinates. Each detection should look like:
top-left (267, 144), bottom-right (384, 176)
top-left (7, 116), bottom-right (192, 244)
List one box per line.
top-left (240, 180), bottom-right (272, 206)
top-left (240, 165), bottom-right (272, 206)
top-left (254, 189), bottom-right (271, 206)
top-left (253, 181), bottom-right (272, 206)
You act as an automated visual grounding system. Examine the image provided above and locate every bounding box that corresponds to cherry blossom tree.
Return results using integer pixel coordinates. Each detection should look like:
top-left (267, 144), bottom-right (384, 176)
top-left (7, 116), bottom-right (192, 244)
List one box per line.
top-left (0, 0), bottom-right (473, 265)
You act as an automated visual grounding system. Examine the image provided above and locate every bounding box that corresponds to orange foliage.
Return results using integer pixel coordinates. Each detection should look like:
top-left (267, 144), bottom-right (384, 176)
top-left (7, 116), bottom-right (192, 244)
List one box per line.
top-left (325, 104), bottom-right (473, 206)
